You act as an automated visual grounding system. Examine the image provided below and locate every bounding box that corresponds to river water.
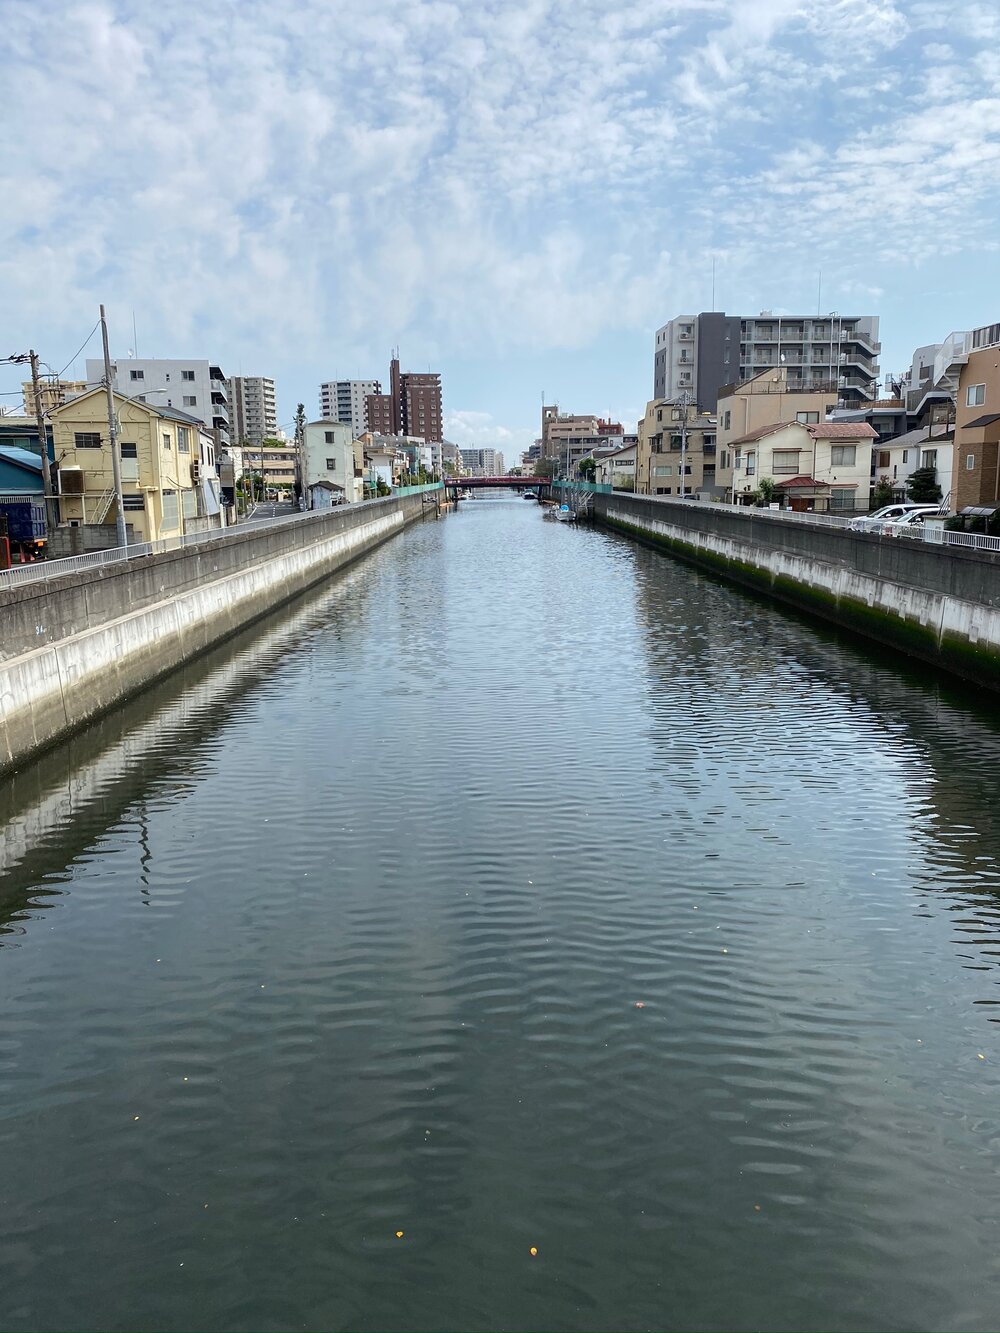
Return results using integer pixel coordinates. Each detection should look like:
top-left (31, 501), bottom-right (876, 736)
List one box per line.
top-left (3, 494), bottom-right (1000, 1332)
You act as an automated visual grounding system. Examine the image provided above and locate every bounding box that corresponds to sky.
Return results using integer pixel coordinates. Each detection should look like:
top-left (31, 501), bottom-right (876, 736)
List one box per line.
top-left (2, 0), bottom-right (999, 460)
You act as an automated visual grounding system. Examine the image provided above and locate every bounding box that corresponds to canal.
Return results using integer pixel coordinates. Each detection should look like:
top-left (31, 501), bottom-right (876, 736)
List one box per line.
top-left (2, 494), bottom-right (1000, 1332)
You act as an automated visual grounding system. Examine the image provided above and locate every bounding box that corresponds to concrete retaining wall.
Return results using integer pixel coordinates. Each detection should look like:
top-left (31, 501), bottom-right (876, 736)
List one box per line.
top-left (0, 494), bottom-right (431, 773)
top-left (594, 492), bottom-right (1000, 690)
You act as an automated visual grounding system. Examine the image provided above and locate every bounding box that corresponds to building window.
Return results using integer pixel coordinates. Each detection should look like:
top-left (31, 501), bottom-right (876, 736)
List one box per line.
top-left (921, 449), bottom-right (937, 469)
top-left (967, 384), bottom-right (986, 407)
top-left (326, 457), bottom-right (337, 469)
top-left (655, 486), bottom-right (672, 494)
top-left (130, 370), bottom-right (144, 381)
top-left (183, 395), bottom-right (197, 407)
top-left (830, 489), bottom-right (856, 509)
top-left (177, 427), bottom-right (190, 453)
top-left (746, 452), bottom-right (756, 475)
top-left (796, 411), bottom-right (819, 424)
top-left (831, 445), bottom-right (856, 466)
top-left (120, 443), bottom-right (138, 459)
top-left (182, 370), bottom-right (195, 381)
top-left (163, 433), bottom-right (171, 450)
top-left (967, 454), bottom-right (976, 470)
top-left (878, 450), bottom-right (890, 468)
top-left (122, 493), bottom-right (145, 510)
top-left (902, 450), bottom-right (909, 463)
top-left (723, 410), bottom-right (731, 430)
top-left (74, 432), bottom-right (102, 448)
top-left (773, 450), bottom-right (800, 475)
top-left (325, 431), bottom-right (335, 444)
top-left (654, 466), bottom-right (672, 476)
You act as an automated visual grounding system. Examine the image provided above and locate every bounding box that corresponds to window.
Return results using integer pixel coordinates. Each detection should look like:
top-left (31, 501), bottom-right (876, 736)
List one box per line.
top-left (177, 427), bottom-right (190, 453)
top-left (967, 384), bottom-right (986, 407)
top-left (921, 449), bottom-right (937, 469)
top-left (122, 493), bottom-right (145, 510)
top-left (325, 431), bottom-right (335, 444)
top-left (120, 443), bottom-right (138, 459)
top-left (902, 450), bottom-right (909, 463)
top-left (655, 486), bottom-right (672, 494)
top-left (796, 411), bottom-right (819, 424)
top-left (830, 489), bottom-right (856, 510)
top-left (130, 369), bottom-right (144, 381)
top-left (878, 451), bottom-right (890, 468)
top-left (746, 452), bottom-right (756, 475)
top-left (654, 466), bottom-right (672, 476)
top-left (326, 457), bottom-right (337, 470)
top-left (163, 433), bottom-right (172, 450)
top-left (183, 395), bottom-right (197, 407)
top-left (734, 449), bottom-right (742, 469)
top-left (831, 445), bottom-right (856, 466)
top-left (182, 370), bottom-right (195, 381)
top-left (74, 432), bottom-right (102, 448)
top-left (773, 450), bottom-right (800, 475)
top-left (656, 409), bottom-right (663, 423)
top-left (669, 434), bottom-right (683, 450)
top-left (723, 410), bottom-right (731, 430)
top-left (967, 454), bottom-right (976, 470)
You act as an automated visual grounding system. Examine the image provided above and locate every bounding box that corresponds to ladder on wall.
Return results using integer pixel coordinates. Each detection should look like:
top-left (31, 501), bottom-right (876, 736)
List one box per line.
top-left (90, 488), bottom-right (116, 523)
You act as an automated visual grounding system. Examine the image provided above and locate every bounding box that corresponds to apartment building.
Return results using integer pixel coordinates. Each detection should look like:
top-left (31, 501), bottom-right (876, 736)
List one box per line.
top-left (952, 321), bottom-right (1000, 511)
top-left (49, 388), bottom-right (222, 541)
top-left (715, 368), bottom-right (840, 498)
top-left (20, 378), bottom-right (88, 415)
top-left (460, 448), bottom-right (505, 476)
top-left (86, 356), bottom-right (231, 447)
top-left (228, 376), bottom-right (277, 448)
top-left (636, 398), bottom-right (719, 497)
top-left (729, 420), bottom-right (877, 512)
top-left (365, 356), bottom-right (443, 443)
top-left (303, 420), bottom-right (363, 503)
top-left (319, 379), bottom-right (380, 438)
top-left (238, 442), bottom-right (298, 494)
top-left (653, 311), bottom-right (880, 412)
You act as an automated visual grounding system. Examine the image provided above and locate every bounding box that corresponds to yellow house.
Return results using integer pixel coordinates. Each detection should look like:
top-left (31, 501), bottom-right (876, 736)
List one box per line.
top-left (50, 388), bottom-right (206, 542)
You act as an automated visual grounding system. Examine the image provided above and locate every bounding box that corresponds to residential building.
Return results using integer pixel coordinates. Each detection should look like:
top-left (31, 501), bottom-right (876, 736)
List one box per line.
top-left (460, 448), bottom-right (505, 476)
top-left (636, 399), bottom-right (719, 497)
top-left (653, 311), bottom-right (880, 412)
top-left (319, 379), bottom-right (380, 438)
top-left (303, 420), bottom-right (363, 504)
top-left (876, 425), bottom-right (954, 502)
top-left (715, 368), bottom-right (840, 498)
top-left (441, 441), bottom-right (462, 475)
top-left (540, 406), bottom-right (604, 460)
top-left (594, 443), bottom-right (637, 489)
top-left (239, 441), bottom-right (298, 494)
top-left (86, 357), bottom-right (231, 447)
top-left (952, 321), bottom-right (1000, 511)
top-left (49, 389), bottom-right (223, 542)
top-left (228, 376), bottom-right (277, 448)
top-left (359, 434), bottom-right (408, 490)
top-left (365, 355), bottom-right (443, 443)
top-left (20, 378), bottom-right (89, 415)
top-left (729, 420), bottom-right (877, 512)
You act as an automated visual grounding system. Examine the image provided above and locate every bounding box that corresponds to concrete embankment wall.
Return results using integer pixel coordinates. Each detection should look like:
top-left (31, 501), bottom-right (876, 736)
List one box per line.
top-left (593, 492), bottom-right (1000, 689)
top-left (0, 494), bottom-right (433, 773)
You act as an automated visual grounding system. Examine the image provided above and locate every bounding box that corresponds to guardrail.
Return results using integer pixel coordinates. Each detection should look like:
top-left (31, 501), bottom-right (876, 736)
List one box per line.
top-left (0, 487), bottom-right (443, 590)
top-left (554, 483), bottom-right (1000, 555)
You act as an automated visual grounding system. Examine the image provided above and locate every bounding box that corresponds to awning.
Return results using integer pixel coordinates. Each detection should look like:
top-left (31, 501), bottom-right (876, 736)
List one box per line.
top-left (775, 475), bottom-right (831, 493)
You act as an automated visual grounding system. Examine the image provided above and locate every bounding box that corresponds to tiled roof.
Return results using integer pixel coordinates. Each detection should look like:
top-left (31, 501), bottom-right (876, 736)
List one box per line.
top-left (805, 422), bottom-right (878, 439)
top-left (730, 422), bottom-right (797, 446)
top-left (963, 413), bottom-right (1000, 430)
top-left (775, 475), bottom-right (830, 489)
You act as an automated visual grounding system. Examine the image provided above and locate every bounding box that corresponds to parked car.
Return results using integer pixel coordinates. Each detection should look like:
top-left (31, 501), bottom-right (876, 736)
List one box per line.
top-left (879, 508), bottom-right (941, 538)
top-left (849, 503), bottom-right (938, 533)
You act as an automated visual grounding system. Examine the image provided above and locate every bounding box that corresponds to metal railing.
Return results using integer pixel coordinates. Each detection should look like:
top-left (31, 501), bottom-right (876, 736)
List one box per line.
top-left (0, 487), bottom-right (442, 589)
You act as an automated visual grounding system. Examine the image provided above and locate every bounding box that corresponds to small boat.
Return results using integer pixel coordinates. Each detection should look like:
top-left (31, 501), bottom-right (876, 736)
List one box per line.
top-left (523, 490), bottom-right (537, 500)
top-left (554, 504), bottom-right (574, 522)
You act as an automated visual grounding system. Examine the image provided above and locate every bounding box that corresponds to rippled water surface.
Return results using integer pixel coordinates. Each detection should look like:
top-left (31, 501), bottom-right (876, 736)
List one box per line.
top-left (3, 495), bottom-right (1000, 1332)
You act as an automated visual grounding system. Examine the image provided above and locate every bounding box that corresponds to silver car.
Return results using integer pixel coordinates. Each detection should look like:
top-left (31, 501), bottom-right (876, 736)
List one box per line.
top-left (849, 503), bottom-right (938, 533)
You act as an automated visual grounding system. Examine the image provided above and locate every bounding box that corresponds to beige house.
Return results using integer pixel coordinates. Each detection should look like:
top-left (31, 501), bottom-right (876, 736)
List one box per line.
top-left (50, 388), bottom-right (222, 542)
top-left (716, 368), bottom-right (840, 499)
top-left (951, 322), bottom-right (1000, 511)
top-left (594, 443), bottom-right (636, 488)
top-left (635, 398), bottom-right (718, 497)
top-left (730, 420), bottom-right (877, 512)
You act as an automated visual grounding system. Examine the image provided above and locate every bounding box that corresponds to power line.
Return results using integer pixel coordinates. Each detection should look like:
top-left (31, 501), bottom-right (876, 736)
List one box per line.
top-left (54, 319), bottom-right (101, 378)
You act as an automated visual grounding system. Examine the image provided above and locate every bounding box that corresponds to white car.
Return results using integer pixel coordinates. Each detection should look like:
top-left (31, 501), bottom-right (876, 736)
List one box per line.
top-left (849, 503), bottom-right (937, 533)
top-left (878, 507), bottom-right (941, 538)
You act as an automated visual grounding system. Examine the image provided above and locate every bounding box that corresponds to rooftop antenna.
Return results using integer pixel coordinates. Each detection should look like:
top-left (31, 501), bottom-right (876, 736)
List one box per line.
top-left (132, 308), bottom-right (138, 359)
top-left (711, 256), bottom-right (716, 311)
top-left (817, 270), bottom-right (822, 317)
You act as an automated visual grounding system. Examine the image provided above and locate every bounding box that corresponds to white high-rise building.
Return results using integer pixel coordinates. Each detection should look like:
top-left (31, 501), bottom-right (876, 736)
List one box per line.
top-left (459, 448), bottom-right (504, 476)
top-left (228, 376), bottom-right (277, 447)
top-left (86, 356), bottom-right (231, 446)
top-left (319, 379), bottom-right (380, 438)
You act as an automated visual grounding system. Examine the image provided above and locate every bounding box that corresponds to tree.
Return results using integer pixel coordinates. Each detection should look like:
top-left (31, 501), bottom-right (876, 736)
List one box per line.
top-left (756, 477), bottom-right (778, 506)
top-left (870, 477), bottom-right (894, 510)
top-left (533, 458), bottom-right (555, 479)
top-left (579, 457), bottom-right (597, 481)
top-left (906, 466), bottom-right (942, 504)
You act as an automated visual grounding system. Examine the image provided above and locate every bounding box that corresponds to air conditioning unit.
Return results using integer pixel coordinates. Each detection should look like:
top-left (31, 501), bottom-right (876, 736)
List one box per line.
top-left (190, 461), bottom-right (201, 482)
top-left (59, 467), bottom-right (85, 494)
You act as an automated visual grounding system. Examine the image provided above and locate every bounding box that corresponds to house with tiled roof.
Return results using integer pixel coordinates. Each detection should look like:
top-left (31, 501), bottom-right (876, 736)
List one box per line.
top-left (730, 419), bottom-right (877, 513)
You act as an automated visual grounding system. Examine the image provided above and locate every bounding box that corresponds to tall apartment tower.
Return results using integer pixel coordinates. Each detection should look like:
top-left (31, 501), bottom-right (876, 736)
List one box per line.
top-left (319, 379), bottom-right (380, 438)
top-left (366, 355), bottom-right (443, 442)
top-left (653, 312), bottom-right (880, 413)
top-left (228, 376), bottom-right (277, 447)
top-left (86, 356), bottom-right (231, 446)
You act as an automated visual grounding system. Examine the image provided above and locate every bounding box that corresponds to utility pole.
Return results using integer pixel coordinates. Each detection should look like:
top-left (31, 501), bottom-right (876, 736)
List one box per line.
top-left (28, 351), bottom-right (56, 535)
top-left (100, 304), bottom-right (127, 547)
top-left (678, 389), bottom-right (692, 499)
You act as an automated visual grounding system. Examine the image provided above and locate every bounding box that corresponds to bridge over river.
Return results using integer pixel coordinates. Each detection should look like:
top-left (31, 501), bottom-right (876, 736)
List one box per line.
top-left (2, 493), bottom-right (1000, 1331)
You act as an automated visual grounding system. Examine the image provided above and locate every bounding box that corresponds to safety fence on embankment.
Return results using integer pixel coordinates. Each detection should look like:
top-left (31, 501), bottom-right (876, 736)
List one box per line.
top-left (0, 484), bottom-right (443, 589)
top-left (553, 482), bottom-right (1000, 555)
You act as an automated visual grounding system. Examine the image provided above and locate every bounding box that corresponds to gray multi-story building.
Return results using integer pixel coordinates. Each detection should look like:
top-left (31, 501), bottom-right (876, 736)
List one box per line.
top-left (319, 379), bottom-right (380, 438)
top-left (228, 376), bottom-right (277, 447)
top-left (460, 448), bottom-right (504, 476)
top-left (87, 356), bottom-right (231, 447)
top-left (653, 311), bottom-right (881, 413)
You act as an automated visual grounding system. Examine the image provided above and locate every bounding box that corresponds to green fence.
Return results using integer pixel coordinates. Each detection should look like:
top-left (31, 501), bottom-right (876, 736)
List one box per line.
top-left (392, 482), bottom-right (445, 497)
